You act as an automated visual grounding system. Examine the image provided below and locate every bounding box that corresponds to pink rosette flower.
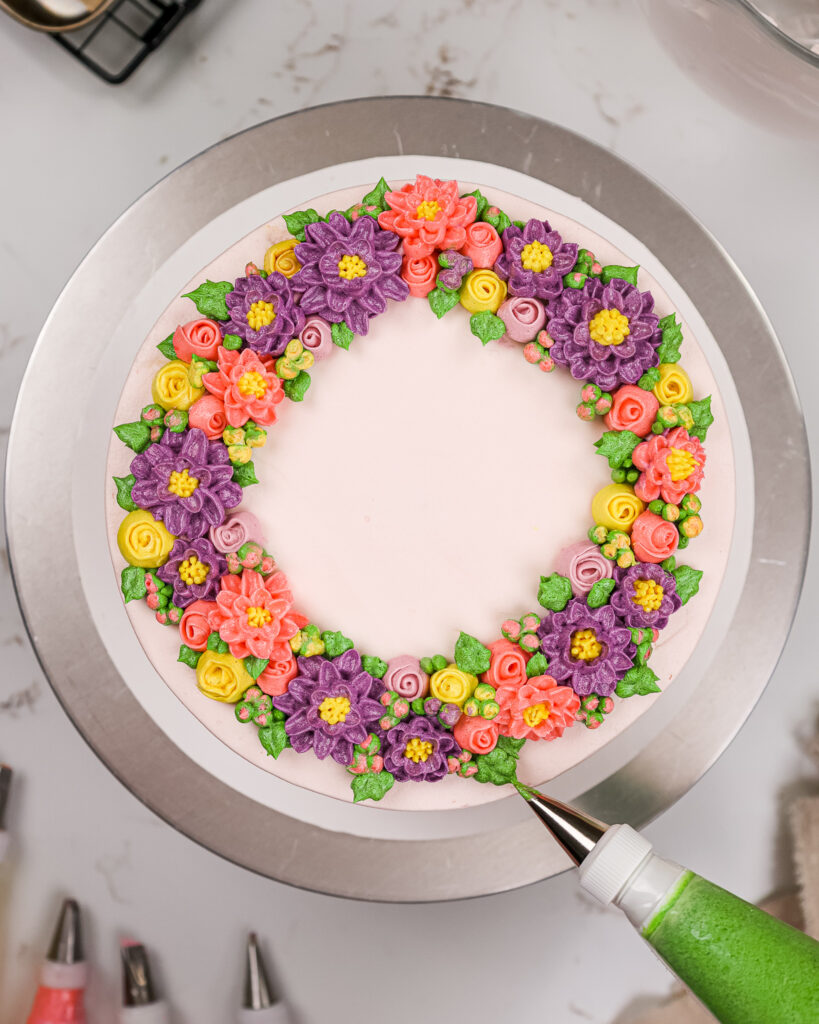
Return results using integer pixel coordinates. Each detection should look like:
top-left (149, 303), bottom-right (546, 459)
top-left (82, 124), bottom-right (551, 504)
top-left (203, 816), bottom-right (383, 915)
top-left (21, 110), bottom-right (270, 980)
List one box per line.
top-left (257, 652), bottom-right (299, 697)
top-left (460, 221), bottom-right (502, 269)
top-left (203, 347), bottom-right (284, 428)
top-left (497, 296), bottom-right (547, 343)
top-left (172, 318), bottom-right (222, 362)
top-left (383, 655), bottom-right (429, 700)
top-left (554, 541), bottom-right (613, 596)
top-left (298, 316), bottom-right (334, 362)
top-left (482, 639), bottom-right (529, 691)
top-left (631, 511), bottom-right (679, 564)
top-left (207, 569), bottom-right (307, 662)
top-left (604, 384), bottom-right (659, 437)
top-left (188, 394), bottom-right (228, 440)
top-left (494, 675), bottom-right (580, 741)
top-left (179, 599), bottom-right (217, 652)
top-left (632, 426), bottom-right (706, 504)
top-left (453, 714), bottom-right (500, 756)
top-left (400, 254), bottom-right (438, 297)
top-left (378, 176), bottom-right (478, 258)
top-left (209, 511), bottom-right (266, 554)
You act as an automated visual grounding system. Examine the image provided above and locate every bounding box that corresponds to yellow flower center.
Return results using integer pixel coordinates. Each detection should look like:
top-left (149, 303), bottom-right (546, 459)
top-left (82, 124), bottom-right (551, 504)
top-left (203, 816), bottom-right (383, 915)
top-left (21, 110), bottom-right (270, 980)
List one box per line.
top-left (404, 737), bottom-right (434, 763)
top-left (415, 200), bottom-right (441, 221)
top-left (167, 468), bottom-right (199, 497)
top-left (246, 300), bottom-right (276, 331)
top-left (589, 308), bottom-right (630, 346)
top-left (632, 579), bottom-right (664, 613)
top-left (337, 254), bottom-right (368, 280)
top-left (179, 555), bottom-right (210, 586)
top-left (522, 702), bottom-right (551, 728)
top-left (571, 629), bottom-right (602, 662)
top-left (520, 240), bottom-right (554, 273)
top-left (318, 695), bottom-right (351, 725)
top-left (666, 447), bottom-right (698, 482)
top-left (238, 371), bottom-right (268, 398)
top-left (246, 605), bottom-right (272, 628)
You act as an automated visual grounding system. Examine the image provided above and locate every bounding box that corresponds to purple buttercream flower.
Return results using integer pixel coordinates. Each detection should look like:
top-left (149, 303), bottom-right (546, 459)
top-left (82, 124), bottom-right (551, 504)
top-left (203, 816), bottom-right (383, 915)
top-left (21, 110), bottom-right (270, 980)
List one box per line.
top-left (610, 563), bottom-right (681, 630)
top-left (292, 212), bottom-right (409, 335)
top-left (537, 599), bottom-right (635, 698)
top-left (156, 537), bottom-right (227, 608)
top-left (546, 277), bottom-right (661, 390)
top-left (273, 650), bottom-right (384, 767)
top-left (382, 715), bottom-right (461, 783)
top-left (130, 428), bottom-right (242, 541)
top-left (437, 249), bottom-right (473, 291)
top-left (223, 272), bottom-right (305, 357)
top-left (493, 219), bottom-right (577, 300)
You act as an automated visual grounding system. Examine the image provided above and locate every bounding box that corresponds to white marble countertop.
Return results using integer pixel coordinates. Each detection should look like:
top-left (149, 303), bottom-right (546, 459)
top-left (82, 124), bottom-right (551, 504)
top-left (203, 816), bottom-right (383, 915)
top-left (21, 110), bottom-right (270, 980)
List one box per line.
top-left (1, 1), bottom-right (818, 1021)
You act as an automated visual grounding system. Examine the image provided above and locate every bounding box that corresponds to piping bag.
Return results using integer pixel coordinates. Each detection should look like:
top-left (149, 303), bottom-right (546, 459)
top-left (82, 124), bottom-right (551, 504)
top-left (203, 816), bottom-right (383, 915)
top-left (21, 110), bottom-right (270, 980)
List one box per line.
top-left (521, 787), bottom-right (819, 1024)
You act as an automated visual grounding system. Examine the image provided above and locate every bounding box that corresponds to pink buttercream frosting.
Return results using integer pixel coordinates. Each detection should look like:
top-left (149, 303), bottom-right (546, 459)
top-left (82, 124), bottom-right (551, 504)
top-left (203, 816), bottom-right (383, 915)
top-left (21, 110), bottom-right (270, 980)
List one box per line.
top-left (172, 318), bottom-right (222, 362)
top-left (633, 426), bottom-right (706, 504)
top-left (453, 714), bottom-right (499, 755)
top-left (554, 541), bottom-right (613, 596)
top-left (203, 346), bottom-right (284, 428)
top-left (494, 675), bottom-right (580, 741)
top-left (209, 510), bottom-right (266, 553)
top-left (299, 316), bottom-right (334, 362)
top-left (497, 296), bottom-right (547, 343)
top-left (179, 599), bottom-right (217, 651)
top-left (384, 655), bottom-right (429, 700)
top-left (631, 511), bottom-right (679, 563)
top-left (604, 384), bottom-right (659, 436)
top-left (401, 254), bottom-right (438, 297)
top-left (482, 639), bottom-right (529, 691)
top-left (378, 176), bottom-right (478, 258)
top-left (257, 652), bottom-right (299, 696)
top-left (188, 394), bottom-right (228, 440)
top-left (460, 221), bottom-right (502, 269)
top-left (207, 569), bottom-right (307, 662)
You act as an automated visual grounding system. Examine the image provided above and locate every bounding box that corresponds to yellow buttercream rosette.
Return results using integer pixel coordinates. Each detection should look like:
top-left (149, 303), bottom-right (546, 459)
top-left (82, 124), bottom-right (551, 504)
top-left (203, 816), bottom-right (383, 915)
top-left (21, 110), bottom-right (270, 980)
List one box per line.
top-left (263, 239), bottom-right (301, 278)
top-left (196, 651), bottom-right (253, 703)
top-left (591, 483), bottom-right (645, 533)
top-left (459, 269), bottom-right (507, 314)
top-left (152, 360), bottom-right (204, 411)
top-left (429, 663), bottom-right (478, 708)
top-left (117, 510), bottom-right (175, 568)
top-left (653, 363), bottom-right (693, 406)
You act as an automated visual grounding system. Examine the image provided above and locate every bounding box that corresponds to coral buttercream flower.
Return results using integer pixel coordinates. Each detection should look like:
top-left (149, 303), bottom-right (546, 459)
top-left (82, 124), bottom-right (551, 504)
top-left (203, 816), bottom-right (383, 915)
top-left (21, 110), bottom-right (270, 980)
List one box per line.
top-left (157, 537), bottom-right (226, 608)
top-left (224, 272), bottom-right (305, 357)
top-left (604, 384), bottom-right (659, 436)
top-left (610, 563), bottom-right (681, 630)
top-left (188, 394), bottom-right (228, 440)
top-left (179, 599), bottom-right (217, 651)
top-left (461, 221), bottom-right (502, 268)
top-left (494, 219), bottom-right (577, 300)
top-left (554, 541), bottom-right (613, 596)
top-left (292, 213), bottom-right (409, 336)
top-left (538, 599), bottom-right (634, 697)
top-left (384, 655), bottom-right (429, 701)
top-left (653, 363), bottom-right (693, 406)
top-left (209, 510), bottom-right (266, 554)
top-left (196, 650), bottom-right (253, 703)
top-left (207, 568), bottom-right (306, 662)
top-left (497, 296), bottom-right (546, 343)
top-left (630, 511), bottom-right (679, 563)
top-left (257, 652), bottom-right (299, 697)
top-left (401, 254), bottom-right (438, 297)
top-left (378, 175), bottom-right (477, 258)
top-left (117, 509), bottom-right (175, 567)
top-left (203, 346), bottom-right (284, 428)
top-left (382, 715), bottom-right (461, 782)
top-left (482, 639), bottom-right (529, 691)
top-left (494, 675), bottom-right (580, 741)
top-left (453, 714), bottom-right (499, 755)
top-left (459, 269), bottom-right (507, 313)
top-left (591, 484), bottom-right (645, 533)
top-left (152, 360), bottom-right (204, 411)
top-left (263, 238), bottom-right (301, 278)
top-left (299, 316), bottom-right (334, 362)
top-left (429, 664), bottom-right (478, 708)
top-left (172, 319), bottom-right (222, 362)
top-left (632, 427), bottom-right (706, 504)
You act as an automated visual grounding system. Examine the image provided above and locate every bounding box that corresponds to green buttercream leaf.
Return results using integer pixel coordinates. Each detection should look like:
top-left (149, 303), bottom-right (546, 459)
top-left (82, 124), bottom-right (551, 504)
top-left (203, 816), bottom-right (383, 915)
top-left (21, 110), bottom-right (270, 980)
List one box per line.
top-left (601, 264), bottom-right (639, 286)
top-left (638, 367), bottom-right (661, 391)
top-left (207, 632), bottom-right (228, 654)
top-left (322, 631), bottom-right (354, 658)
top-left (587, 578), bottom-right (616, 608)
top-left (113, 474), bottom-right (137, 512)
top-left (331, 321), bottom-right (354, 350)
top-left (474, 734), bottom-right (525, 786)
top-left (671, 564), bottom-right (703, 605)
top-left (538, 573), bottom-right (573, 611)
top-left (361, 655), bottom-right (388, 679)
top-left (481, 206), bottom-right (511, 234)
top-left (222, 333), bottom-right (243, 351)
top-left (616, 664), bottom-right (661, 698)
top-left (497, 735), bottom-right (526, 756)
top-left (244, 656), bottom-right (269, 680)
top-left (181, 280), bottom-right (232, 321)
top-left (454, 631), bottom-right (491, 675)
top-left (460, 188), bottom-right (489, 220)
top-left (687, 396), bottom-right (714, 440)
top-left (525, 652), bottom-right (549, 678)
top-left (258, 720), bottom-right (290, 759)
top-left (635, 639), bottom-right (653, 666)
top-left (121, 565), bottom-right (147, 603)
top-left (157, 333), bottom-right (176, 360)
top-left (283, 370), bottom-right (311, 402)
top-left (114, 420), bottom-right (153, 454)
top-left (282, 208), bottom-right (321, 243)
top-left (594, 429), bottom-right (641, 469)
top-left (469, 311), bottom-right (506, 346)
top-left (657, 314), bottom-right (683, 364)
top-left (361, 177), bottom-right (391, 212)
top-left (232, 461), bottom-right (259, 487)
top-left (178, 644), bottom-right (202, 669)
top-left (428, 285), bottom-right (460, 319)
top-left (351, 770), bottom-right (395, 803)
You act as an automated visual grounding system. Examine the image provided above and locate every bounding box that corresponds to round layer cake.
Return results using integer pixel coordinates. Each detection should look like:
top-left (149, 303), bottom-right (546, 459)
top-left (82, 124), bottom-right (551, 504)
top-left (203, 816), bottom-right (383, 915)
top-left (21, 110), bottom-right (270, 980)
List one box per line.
top-left (106, 175), bottom-right (734, 811)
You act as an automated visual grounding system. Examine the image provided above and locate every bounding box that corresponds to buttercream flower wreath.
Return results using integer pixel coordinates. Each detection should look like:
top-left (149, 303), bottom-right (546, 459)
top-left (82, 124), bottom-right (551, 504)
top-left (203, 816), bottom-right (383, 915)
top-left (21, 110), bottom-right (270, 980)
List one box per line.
top-left (112, 176), bottom-right (714, 803)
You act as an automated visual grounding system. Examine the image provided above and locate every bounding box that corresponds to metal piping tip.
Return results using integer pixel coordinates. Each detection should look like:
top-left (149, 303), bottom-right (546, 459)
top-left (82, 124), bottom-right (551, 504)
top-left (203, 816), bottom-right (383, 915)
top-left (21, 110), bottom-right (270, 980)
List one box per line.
top-left (46, 898), bottom-right (84, 964)
top-left (519, 786), bottom-right (609, 865)
top-left (121, 942), bottom-right (157, 1006)
top-left (0, 764), bottom-right (11, 829)
top-left (243, 932), bottom-right (275, 1010)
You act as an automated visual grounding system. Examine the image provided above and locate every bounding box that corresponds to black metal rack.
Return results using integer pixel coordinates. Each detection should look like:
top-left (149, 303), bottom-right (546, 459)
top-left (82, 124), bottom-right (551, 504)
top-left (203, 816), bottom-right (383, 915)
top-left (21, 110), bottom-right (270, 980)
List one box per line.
top-left (54, 0), bottom-right (202, 84)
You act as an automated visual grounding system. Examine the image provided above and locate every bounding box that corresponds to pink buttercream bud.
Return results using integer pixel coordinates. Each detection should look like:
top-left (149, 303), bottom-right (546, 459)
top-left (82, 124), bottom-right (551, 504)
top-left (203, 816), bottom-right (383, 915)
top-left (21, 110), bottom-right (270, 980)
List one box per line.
top-left (348, 753), bottom-right (368, 775)
top-left (299, 316), bottom-right (334, 362)
top-left (209, 511), bottom-right (266, 554)
top-left (501, 619), bottom-right (521, 640)
top-left (146, 593), bottom-right (160, 610)
top-left (539, 357), bottom-right (555, 372)
top-left (537, 330), bottom-right (554, 348)
top-left (497, 296), bottom-right (547, 343)
top-left (370, 755), bottom-right (384, 773)
top-left (155, 611), bottom-right (168, 625)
